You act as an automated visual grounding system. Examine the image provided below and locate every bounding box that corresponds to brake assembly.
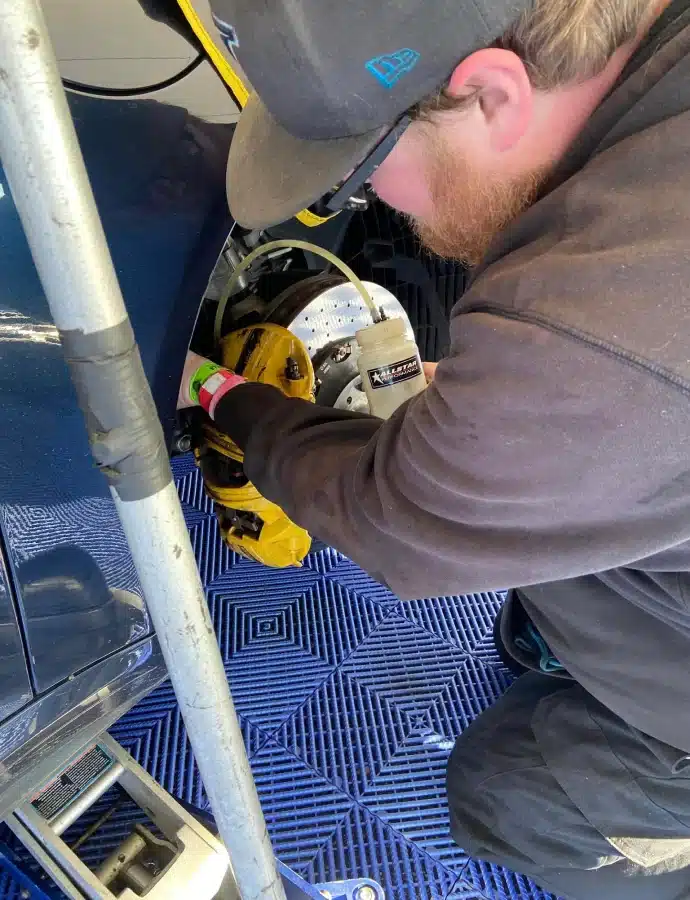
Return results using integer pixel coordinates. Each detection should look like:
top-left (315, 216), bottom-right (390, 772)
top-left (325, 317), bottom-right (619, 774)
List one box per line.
top-left (190, 237), bottom-right (416, 569)
top-left (195, 323), bottom-right (315, 568)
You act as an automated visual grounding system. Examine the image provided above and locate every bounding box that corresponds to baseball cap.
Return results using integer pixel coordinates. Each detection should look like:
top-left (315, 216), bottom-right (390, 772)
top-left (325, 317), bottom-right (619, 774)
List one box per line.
top-left (212, 0), bottom-right (527, 229)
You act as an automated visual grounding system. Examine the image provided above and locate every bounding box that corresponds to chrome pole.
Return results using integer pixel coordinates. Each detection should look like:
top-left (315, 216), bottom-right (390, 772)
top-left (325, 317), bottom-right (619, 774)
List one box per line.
top-left (0, 4), bottom-right (286, 899)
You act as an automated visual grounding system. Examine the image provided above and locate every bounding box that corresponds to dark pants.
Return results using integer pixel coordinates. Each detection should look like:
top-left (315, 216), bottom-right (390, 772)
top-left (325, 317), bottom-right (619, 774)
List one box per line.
top-left (447, 603), bottom-right (690, 899)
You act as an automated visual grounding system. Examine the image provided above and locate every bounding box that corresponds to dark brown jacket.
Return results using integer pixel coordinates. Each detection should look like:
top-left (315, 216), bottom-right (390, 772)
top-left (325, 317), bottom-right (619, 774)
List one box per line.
top-left (217, 3), bottom-right (690, 750)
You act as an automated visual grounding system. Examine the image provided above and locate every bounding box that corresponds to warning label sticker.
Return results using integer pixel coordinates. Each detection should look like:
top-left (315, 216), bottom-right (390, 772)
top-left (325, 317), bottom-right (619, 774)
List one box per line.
top-left (367, 356), bottom-right (422, 390)
top-left (31, 744), bottom-right (114, 821)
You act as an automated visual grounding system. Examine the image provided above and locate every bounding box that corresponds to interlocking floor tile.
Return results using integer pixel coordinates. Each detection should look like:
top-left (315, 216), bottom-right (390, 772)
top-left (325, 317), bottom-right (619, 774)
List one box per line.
top-left (208, 560), bottom-right (322, 597)
top-left (398, 592), bottom-right (507, 663)
top-left (225, 648), bottom-right (334, 735)
top-left (325, 559), bottom-right (402, 609)
top-left (211, 577), bottom-right (389, 665)
top-left (297, 580), bottom-right (391, 665)
top-left (355, 654), bottom-right (514, 883)
top-left (360, 724), bottom-right (469, 874)
top-left (179, 499), bottom-right (212, 530)
top-left (189, 515), bottom-right (238, 585)
top-left (304, 540), bottom-right (346, 574)
top-left (464, 860), bottom-right (558, 900)
top-left (0, 456), bottom-right (554, 900)
top-left (445, 881), bottom-right (491, 900)
top-left (427, 657), bottom-right (513, 740)
top-left (250, 740), bottom-right (354, 871)
top-left (341, 614), bottom-right (470, 715)
top-left (175, 460), bottom-right (213, 513)
top-left (170, 452), bottom-right (198, 479)
top-left (302, 803), bottom-right (458, 900)
top-left (278, 670), bottom-right (410, 798)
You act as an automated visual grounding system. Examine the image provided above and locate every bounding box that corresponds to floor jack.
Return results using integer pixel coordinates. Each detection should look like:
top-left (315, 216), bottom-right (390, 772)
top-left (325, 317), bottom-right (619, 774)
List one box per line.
top-left (0, 3), bottom-right (383, 900)
top-left (2, 736), bottom-right (382, 900)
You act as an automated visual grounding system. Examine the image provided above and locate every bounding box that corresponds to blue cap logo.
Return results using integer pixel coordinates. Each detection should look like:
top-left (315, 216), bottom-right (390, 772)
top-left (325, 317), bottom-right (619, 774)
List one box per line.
top-left (212, 13), bottom-right (240, 60)
top-left (366, 49), bottom-right (420, 88)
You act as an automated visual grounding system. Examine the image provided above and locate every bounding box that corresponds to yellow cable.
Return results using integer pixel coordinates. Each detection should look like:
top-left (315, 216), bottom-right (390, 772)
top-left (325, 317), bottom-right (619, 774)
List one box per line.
top-left (175, 0), bottom-right (335, 228)
top-left (214, 239), bottom-right (380, 345)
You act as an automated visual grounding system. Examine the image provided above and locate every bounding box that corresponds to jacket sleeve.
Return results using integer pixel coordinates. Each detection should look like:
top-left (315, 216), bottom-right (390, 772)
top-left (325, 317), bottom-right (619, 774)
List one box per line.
top-left (214, 310), bottom-right (686, 599)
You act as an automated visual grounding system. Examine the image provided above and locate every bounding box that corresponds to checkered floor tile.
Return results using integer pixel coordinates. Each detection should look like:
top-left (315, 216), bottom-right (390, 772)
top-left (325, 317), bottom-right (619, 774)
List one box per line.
top-left (0, 457), bottom-right (558, 900)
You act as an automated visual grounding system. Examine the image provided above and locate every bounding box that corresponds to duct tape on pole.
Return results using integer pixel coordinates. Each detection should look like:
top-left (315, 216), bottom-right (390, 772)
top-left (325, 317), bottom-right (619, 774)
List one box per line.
top-left (0, 3), bottom-right (287, 899)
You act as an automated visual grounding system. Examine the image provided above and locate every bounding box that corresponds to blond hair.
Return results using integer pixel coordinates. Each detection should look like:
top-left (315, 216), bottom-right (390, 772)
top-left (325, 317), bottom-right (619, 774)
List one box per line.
top-left (418, 0), bottom-right (654, 116)
top-left (502, 0), bottom-right (654, 89)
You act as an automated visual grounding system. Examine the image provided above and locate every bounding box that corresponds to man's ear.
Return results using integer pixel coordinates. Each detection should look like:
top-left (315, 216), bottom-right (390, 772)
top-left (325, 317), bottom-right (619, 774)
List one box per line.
top-left (447, 48), bottom-right (533, 152)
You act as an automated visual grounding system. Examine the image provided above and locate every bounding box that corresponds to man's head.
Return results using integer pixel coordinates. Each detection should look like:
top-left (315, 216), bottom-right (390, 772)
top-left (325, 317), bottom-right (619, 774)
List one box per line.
top-left (372, 0), bottom-right (655, 263)
top-left (220, 0), bottom-right (658, 263)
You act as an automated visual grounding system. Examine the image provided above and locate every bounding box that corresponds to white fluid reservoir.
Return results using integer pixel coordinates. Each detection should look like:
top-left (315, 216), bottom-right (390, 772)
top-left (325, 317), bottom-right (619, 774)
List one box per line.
top-left (356, 317), bottom-right (427, 419)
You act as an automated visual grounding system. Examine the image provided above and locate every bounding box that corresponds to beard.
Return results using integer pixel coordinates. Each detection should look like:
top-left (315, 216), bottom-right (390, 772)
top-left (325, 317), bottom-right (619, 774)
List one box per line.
top-left (407, 130), bottom-right (550, 266)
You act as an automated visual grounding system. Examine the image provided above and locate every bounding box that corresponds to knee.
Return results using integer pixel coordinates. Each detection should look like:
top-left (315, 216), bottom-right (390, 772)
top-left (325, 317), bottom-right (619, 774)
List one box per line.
top-left (445, 734), bottom-right (501, 857)
top-left (444, 723), bottom-right (556, 869)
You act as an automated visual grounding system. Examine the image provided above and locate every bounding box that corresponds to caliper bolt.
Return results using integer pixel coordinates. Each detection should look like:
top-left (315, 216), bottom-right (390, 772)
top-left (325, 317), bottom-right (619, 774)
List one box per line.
top-left (285, 356), bottom-right (301, 380)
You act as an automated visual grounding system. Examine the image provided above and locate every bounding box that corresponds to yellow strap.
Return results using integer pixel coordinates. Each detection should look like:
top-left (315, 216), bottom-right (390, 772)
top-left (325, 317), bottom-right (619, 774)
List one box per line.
top-left (176, 0), bottom-right (249, 107)
top-left (295, 207), bottom-right (335, 227)
top-left (176, 0), bottom-right (336, 228)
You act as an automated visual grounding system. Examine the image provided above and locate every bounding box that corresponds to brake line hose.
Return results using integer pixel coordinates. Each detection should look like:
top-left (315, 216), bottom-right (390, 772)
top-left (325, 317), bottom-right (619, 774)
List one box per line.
top-left (213, 238), bottom-right (380, 345)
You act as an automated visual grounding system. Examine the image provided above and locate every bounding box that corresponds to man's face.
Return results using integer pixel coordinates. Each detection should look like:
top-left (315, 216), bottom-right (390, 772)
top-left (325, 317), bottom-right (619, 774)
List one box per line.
top-left (369, 115), bottom-right (548, 266)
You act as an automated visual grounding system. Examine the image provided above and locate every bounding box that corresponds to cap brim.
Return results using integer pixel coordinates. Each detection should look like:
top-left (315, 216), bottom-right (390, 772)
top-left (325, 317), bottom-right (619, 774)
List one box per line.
top-left (227, 92), bottom-right (383, 230)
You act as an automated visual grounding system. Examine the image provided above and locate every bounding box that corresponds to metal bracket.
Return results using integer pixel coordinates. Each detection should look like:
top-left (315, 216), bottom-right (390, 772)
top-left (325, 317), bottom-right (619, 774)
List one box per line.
top-left (314, 879), bottom-right (385, 900)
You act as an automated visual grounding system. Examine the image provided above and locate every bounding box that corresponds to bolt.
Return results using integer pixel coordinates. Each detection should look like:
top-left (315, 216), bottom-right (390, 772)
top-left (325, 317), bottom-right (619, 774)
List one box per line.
top-left (174, 433), bottom-right (193, 454)
top-left (331, 344), bottom-right (352, 363)
top-left (285, 357), bottom-right (301, 380)
top-left (355, 887), bottom-right (377, 900)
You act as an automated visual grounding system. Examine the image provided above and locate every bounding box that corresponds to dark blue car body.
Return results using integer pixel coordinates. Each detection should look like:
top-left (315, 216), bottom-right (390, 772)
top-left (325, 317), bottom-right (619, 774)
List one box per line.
top-left (0, 2), bottom-right (236, 819)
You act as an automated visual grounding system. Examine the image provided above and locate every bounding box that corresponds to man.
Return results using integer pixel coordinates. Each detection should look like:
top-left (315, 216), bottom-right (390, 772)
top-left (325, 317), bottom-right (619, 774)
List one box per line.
top-left (181, 1), bottom-right (690, 896)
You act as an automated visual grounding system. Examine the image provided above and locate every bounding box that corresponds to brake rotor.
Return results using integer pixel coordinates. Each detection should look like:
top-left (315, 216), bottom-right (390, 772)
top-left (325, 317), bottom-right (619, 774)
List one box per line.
top-left (277, 279), bottom-right (415, 412)
top-left (285, 279), bottom-right (414, 355)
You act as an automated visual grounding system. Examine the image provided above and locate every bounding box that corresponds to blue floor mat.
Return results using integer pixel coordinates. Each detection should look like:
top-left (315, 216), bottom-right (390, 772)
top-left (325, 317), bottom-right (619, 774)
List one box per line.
top-left (1, 455), bottom-right (557, 900)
